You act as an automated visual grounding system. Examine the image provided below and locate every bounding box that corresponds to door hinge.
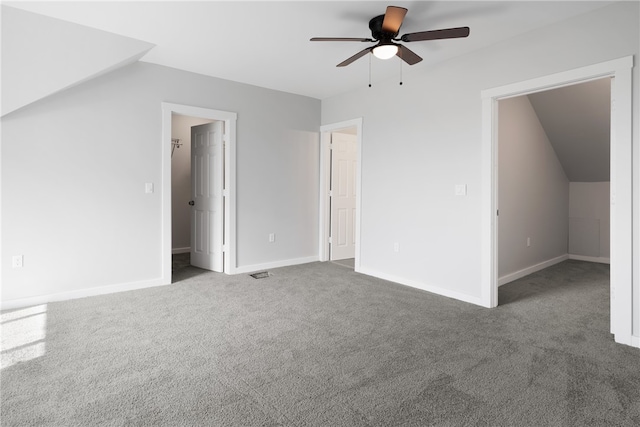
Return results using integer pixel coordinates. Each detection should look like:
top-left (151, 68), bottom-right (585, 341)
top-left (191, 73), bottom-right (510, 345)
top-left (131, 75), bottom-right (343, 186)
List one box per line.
top-left (222, 245), bottom-right (228, 253)
top-left (328, 236), bottom-right (332, 244)
top-left (223, 189), bottom-right (229, 197)
top-left (497, 209), bottom-right (499, 216)
top-left (329, 190), bottom-right (333, 197)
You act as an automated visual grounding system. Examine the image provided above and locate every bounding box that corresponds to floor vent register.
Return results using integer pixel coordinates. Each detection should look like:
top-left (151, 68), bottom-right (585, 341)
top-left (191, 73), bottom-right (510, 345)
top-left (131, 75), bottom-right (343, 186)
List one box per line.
top-left (250, 271), bottom-right (270, 279)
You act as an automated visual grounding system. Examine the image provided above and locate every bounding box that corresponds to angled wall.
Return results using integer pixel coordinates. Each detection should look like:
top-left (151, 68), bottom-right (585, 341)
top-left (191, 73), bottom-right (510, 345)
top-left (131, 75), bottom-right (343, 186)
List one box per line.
top-left (498, 95), bottom-right (569, 281)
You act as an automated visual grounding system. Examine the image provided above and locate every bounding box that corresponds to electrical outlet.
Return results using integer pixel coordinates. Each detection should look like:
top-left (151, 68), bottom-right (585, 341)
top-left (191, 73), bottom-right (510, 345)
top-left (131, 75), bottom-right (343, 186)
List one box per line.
top-left (393, 242), bottom-right (399, 253)
top-left (527, 237), bottom-right (531, 247)
top-left (269, 233), bottom-right (275, 243)
top-left (12, 255), bottom-right (24, 268)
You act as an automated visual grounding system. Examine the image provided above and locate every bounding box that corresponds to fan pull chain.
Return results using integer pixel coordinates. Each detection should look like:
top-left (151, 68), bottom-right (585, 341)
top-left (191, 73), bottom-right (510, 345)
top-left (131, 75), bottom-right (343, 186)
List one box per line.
top-left (399, 49), bottom-right (403, 85)
top-left (368, 53), bottom-right (372, 88)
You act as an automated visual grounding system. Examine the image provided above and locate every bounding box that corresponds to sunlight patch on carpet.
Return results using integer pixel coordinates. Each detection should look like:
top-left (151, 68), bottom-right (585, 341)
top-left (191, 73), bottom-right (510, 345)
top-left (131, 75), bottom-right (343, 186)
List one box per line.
top-left (1, 304), bottom-right (47, 369)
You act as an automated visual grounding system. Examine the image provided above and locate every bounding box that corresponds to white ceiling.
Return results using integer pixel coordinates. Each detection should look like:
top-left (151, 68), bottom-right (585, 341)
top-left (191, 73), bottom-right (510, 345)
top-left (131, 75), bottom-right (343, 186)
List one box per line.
top-left (5, 1), bottom-right (615, 100)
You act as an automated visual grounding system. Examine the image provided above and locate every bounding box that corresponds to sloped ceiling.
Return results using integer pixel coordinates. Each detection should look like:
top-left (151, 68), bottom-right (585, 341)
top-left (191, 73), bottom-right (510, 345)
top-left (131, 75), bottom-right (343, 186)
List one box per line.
top-left (1, 6), bottom-right (154, 117)
top-left (4, 1), bottom-right (614, 101)
top-left (527, 78), bottom-right (611, 182)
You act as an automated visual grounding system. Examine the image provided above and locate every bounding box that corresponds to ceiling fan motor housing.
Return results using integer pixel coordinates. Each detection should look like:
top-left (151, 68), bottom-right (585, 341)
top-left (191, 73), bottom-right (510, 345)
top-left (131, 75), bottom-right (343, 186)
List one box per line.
top-left (369, 14), bottom-right (397, 41)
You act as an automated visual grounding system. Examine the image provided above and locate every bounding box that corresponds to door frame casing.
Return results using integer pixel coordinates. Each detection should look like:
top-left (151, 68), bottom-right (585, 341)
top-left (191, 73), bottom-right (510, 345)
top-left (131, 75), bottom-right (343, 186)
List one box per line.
top-left (161, 102), bottom-right (238, 281)
top-left (319, 118), bottom-right (363, 270)
top-left (480, 56), bottom-right (635, 346)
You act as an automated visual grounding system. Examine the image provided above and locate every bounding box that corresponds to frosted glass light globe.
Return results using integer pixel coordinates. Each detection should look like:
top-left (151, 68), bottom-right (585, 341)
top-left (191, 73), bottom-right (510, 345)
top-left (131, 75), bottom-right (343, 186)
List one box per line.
top-left (373, 44), bottom-right (398, 60)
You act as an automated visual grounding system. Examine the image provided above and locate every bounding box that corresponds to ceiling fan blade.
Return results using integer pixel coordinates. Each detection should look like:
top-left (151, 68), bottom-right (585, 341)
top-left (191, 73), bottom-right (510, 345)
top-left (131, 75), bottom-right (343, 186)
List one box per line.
top-left (311, 37), bottom-right (374, 42)
top-left (401, 26), bottom-right (470, 42)
top-left (382, 6), bottom-right (408, 34)
top-left (337, 47), bottom-right (372, 67)
top-left (396, 45), bottom-right (423, 65)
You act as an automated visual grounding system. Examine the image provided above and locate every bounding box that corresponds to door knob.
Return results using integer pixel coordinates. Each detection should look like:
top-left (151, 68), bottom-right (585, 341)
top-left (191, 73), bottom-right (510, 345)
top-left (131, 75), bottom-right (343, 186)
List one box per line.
top-left (188, 200), bottom-right (195, 206)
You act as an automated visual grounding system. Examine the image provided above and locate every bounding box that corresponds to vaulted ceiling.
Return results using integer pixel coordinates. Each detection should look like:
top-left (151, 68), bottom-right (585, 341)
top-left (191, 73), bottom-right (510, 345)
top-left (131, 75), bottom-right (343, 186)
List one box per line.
top-left (1, 0), bottom-right (615, 169)
top-left (1, 6), bottom-right (153, 116)
top-left (2, 1), bottom-right (615, 115)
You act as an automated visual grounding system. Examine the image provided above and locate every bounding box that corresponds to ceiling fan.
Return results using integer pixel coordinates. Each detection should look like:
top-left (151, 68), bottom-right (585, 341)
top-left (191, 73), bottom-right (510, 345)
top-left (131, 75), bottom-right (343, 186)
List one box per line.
top-left (311, 5), bottom-right (470, 67)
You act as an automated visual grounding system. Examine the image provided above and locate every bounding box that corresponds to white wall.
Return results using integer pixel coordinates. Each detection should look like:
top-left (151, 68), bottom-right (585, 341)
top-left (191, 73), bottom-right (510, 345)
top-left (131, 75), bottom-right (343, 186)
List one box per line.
top-left (498, 96), bottom-right (569, 280)
top-left (2, 62), bottom-right (320, 304)
top-left (569, 182), bottom-right (610, 260)
top-left (170, 114), bottom-right (213, 253)
top-left (321, 2), bottom-right (638, 306)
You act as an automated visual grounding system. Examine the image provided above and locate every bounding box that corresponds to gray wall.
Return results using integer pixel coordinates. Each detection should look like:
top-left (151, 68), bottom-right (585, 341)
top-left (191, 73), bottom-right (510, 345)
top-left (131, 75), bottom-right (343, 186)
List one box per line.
top-left (2, 62), bottom-right (320, 302)
top-left (321, 2), bottom-right (638, 302)
top-left (498, 96), bottom-right (569, 279)
top-left (569, 182), bottom-right (610, 259)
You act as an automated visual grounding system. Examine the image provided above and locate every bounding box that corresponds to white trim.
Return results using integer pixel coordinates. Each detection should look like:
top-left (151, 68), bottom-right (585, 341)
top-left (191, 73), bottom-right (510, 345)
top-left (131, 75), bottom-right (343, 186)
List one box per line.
top-left (319, 118), bottom-right (363, 271)
top-left (0, 278), bottom-right (166, 310)
top-left (480, 96), bottom-right (498, 308)
top-left (233, 256), bottom-right (319, 274)
top-left (481, 56), bottom-right (634, 346)
top-left (568, 254), bottom-right (611, 264)
top-left (161, 102), bottom-right (238, 282)
top-left (172, 247), bottom-right (190, 254)
top-left (498, 255), bottom-right (569, 287)
top-left (359, 267), bottom-right (486, 307)
top-left (481, 57), bottom-right (632, 100)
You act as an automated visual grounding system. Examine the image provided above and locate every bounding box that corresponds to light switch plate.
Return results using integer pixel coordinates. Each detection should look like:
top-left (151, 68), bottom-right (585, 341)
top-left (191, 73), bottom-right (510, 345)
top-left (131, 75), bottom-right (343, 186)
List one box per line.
top-left (145, 182), bottom-right (154, 194)
top-left (455, 184), bottom-right (467, 196)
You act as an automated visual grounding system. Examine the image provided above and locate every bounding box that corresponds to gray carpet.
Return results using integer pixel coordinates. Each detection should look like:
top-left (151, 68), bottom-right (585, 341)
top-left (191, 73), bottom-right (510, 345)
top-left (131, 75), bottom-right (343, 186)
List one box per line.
top-left (2, 259), bottom-right (639, 426)
top-left (331, 258), bottom-right (355, 269)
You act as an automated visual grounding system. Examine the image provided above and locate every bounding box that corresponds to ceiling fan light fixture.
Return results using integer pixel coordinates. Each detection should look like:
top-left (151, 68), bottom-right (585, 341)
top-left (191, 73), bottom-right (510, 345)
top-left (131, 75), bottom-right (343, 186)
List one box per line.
top-left (372, 44), bottom-right (398, 60)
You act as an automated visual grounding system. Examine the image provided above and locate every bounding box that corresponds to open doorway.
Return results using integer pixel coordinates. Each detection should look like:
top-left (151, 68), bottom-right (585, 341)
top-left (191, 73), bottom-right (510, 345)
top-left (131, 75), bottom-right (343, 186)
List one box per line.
top-left (481, 56), bottom-right (634, 346)
top-left (171, 115), bottom-right (225, 277)
top-left (319, 118), bottom-right (363, 271)
top-left (161, 103), bottom-right (238, 284)
top-left (497, 78), bottom-right (611, 289)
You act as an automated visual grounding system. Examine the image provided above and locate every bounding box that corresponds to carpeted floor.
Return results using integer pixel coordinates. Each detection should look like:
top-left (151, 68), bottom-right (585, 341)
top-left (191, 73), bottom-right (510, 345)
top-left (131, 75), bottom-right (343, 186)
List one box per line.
top-left (331, 258), bottom-right (355, 269)
top-left (2, 259), bottom-right (639, 426)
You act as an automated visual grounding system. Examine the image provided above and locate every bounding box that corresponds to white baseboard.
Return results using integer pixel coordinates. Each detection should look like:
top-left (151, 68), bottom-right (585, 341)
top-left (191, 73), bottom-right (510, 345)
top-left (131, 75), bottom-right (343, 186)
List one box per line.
top-left (1, 278), bottom-right (167, 311)
top-left (357, 266), bottom-right (486, 307)
top-left (568, 254), bottom-right (610, 264)
top-left (233, 256), bottom-right (319, 274)
top-left (172, 247), bottom-right (190, 254)
top-left (498, 254), bottom-right (569, 287)
top-left (614, 333), bottom-right (640, 349)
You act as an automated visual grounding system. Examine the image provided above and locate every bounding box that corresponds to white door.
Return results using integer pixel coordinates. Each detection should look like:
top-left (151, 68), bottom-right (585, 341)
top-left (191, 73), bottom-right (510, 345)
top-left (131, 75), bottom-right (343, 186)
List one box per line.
top-left (330, 132), bottom-right (357, 260)
top-left (190, 121), bottom-right (224, 272)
